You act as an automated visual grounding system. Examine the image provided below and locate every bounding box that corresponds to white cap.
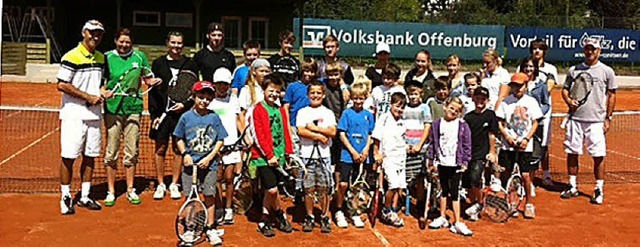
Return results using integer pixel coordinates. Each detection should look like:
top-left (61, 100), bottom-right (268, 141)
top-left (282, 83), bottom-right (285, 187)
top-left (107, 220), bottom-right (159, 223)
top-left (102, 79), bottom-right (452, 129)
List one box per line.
top-left (583, 37), bottom-right (601, 49)
top-left (82, 20), bottom-right (104, 31)
top-left (374, 42), bottom-right (390, 56)
top-left (213, 68), bottom-right (232, 84)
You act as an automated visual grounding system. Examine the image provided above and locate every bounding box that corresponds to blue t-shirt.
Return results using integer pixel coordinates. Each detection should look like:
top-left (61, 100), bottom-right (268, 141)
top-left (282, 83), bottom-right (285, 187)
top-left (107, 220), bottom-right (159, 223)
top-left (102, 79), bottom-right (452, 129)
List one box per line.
top-left (283, 81), bottom-right (310, 126)
top-left (173, 109), bottom-right (228, 170)
top-left (231, 64), bottom-right (250, 94)
top-left (337, 107), bottom-right (375, 164)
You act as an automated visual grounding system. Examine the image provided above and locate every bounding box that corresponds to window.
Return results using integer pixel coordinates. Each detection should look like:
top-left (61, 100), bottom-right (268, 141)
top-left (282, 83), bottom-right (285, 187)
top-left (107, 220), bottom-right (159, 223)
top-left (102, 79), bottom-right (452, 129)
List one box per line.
top-left (249, 17), bottom-right (269, 49)
top-left (133, 11), bottom-right (160, 27)
top-left (222, 16), bottom-right (241, 48)
top-left (165, 12), bottom-right (192, 28)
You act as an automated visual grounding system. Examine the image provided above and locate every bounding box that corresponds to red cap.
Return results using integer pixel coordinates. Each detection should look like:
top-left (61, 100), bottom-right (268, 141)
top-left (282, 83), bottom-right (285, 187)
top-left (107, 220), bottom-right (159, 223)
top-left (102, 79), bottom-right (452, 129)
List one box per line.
top-left (509, 72), bottom-right (530, 85)
top-left (192, 81), bottom-right (215, 92)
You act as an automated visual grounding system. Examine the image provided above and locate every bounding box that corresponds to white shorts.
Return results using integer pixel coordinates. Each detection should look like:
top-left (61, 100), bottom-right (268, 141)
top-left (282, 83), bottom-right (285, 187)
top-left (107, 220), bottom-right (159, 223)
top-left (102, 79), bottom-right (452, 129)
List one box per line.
top-left (382, 157), bottom-right (407, 189)
top-left (221, 150), bottom-right (242, 165)
top-left (60, 119), bottom-right (101, 159)
top-left (563, 120), bottom-right (606, 157)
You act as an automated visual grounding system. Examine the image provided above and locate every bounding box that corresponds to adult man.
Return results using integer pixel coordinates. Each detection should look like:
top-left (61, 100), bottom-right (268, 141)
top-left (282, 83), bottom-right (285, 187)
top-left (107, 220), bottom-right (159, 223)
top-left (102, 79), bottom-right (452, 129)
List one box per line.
top-left (56, 20), bottom-right (106, 214)
top-left (316, 35), bottom-right (354, 102)
top-left (268, 29), bottom-right (300, 86)
top-left (560, 38), bottom-right (617, 205)
top-left (193, 22), bottom-right (236, 82)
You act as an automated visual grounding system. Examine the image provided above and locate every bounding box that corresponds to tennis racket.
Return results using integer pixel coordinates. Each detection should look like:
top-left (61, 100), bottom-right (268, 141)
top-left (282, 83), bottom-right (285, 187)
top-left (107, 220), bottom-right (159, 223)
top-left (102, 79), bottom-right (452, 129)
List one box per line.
top-left (153, 70), bottom-right (198, 130)
top-left (560, 72), bottom-right (593, 129)
top-left (175, 165), bottom-right (208, 245)
top-left (109, 65), bottom-right (159, 98)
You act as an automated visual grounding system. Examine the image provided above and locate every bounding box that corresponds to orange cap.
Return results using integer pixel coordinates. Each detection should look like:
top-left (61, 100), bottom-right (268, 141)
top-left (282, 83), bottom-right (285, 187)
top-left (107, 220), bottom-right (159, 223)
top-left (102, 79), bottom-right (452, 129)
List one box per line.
top-left (509, 72), bottom-right (529, 85)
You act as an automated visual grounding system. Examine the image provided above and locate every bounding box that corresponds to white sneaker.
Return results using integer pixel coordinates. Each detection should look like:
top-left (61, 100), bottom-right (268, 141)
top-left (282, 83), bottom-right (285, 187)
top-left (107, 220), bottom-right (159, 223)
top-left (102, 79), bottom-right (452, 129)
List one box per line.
top-left (153, 183), bottom-right (166, 200)
top-left (206, 229), bottom-right (223, 246)
top-left (351, 215), bottom-right (365, 228)
top-left (224, 208), bottom-right (235, 225)
top-left (428, 216), bottom-right (450, 229)
top-left (169, 183), bottom-right (181, 199)
top-left (334, 210), bottom-right (348, 228)
top-left (450, 222), bottom-right (473, 236)
top-left (490, 178), bottom-right (502, 192)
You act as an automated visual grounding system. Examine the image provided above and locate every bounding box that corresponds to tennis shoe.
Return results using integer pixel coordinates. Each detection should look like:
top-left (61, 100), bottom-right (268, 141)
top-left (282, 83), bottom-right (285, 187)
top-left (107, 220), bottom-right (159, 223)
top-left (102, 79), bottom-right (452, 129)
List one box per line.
top-left (320, 215), bottom-right (332, 233)
top-left (429, 216), bottom-right (450, 229)
top-left (334, 210), bottom-right (348, 228)
top-left (169, 183), bottom-right (181, 199)
top-left (257, 221), bottom-right (275, 237)
top-left (206, 229), bottom-right (223, 246)
top-left (591, 188), bottom-right (604, 205)
top-left (153, 183), bottom-right (166, 200)
top-left (224, 208), bottom-right (235, 225)
top-left (490, 178), bottom-right (502, 192)
top-left (60, 195), bottom-right (75, 215)
top-left (450, 222), bottom-right (473, 236)
top-left (524, 204), bottom-right (536, 219)
top-left (276, 212), bottom-right (293, 233)
top-left (560, 186), bottom-right (579, 199)
top-left (77, 197), bottom-right (102, 210)
top-left (351, 215), bottom-right (365, 228)
top-left (126, 189), bottom-right (141, 205)
top-left (104, 192), bottom-right (116, 207)
top-left (302, 215), bottom-right (314, 232)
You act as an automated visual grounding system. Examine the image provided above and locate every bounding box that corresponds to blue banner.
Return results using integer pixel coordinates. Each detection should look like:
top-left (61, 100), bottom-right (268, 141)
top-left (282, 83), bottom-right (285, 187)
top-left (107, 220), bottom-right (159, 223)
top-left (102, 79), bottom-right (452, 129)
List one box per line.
top-left (506, 27), bottom-right (640, 62)
top-left (294, 18), bottom-right (505, 60)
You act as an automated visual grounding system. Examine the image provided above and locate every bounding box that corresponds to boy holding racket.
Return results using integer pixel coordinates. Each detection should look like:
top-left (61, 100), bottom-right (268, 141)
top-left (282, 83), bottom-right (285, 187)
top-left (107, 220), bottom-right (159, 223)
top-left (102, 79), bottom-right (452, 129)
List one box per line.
top-left (207, 68), bottom-right (245, 225)
top-left (297, 80), bottom-right (338, 233)
top-left (496, 73), bottom-right (543, 219)
top-left (249, 74), bottom-right (294, 237)
top-left (560, 38), bottom-right (617, 205)
top-left (372, 92), bottom-right (408, 227)
top-left (335, 82), bottom-right (374, 228)
top-left (173, 81), bottom-right (227, 246)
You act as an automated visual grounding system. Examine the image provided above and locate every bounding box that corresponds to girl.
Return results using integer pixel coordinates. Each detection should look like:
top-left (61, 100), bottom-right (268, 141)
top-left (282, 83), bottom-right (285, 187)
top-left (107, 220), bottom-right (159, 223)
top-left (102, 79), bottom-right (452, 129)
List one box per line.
top-left (426, 97), bottom-right (473, 236)
top-left (404, 50), bottom-right (436, 100)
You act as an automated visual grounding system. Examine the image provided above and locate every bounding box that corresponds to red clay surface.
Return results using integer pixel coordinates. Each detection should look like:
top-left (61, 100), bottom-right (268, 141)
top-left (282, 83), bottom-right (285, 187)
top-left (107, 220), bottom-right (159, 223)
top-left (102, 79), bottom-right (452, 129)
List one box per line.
top-left (1, 82), bottom-right (640, 246)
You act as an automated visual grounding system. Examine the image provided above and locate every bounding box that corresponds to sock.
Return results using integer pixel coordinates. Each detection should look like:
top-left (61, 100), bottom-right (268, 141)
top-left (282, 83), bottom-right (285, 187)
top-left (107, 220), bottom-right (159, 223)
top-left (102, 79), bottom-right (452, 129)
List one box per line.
top-left (544, 170), bottom-right (551, 179)
top-left (596, 180), bottom-right (604, 191)
top-left (81, 182), bottom-right (91, 201)
top-left (61, 184), bottom-right (71, 197)
top-left (569, 175), bottom-right (577, 189)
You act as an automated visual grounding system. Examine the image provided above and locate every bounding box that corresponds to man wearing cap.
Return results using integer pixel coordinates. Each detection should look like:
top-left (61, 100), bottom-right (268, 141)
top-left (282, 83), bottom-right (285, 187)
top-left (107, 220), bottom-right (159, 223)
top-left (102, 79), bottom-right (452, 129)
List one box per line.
top-left (496, 72), bottom-right (543, 218)
top-left (560, 38), bottom-right (617, 205)
top-left (56, 19), bottom-right (106, 215)
top-left (365, 42), bottom-right (391, 89)
top-left (174, 80), bottom-right (227, 246)
top-left (194, 22), bottom-right (236, 82)
top-left (207, 68), bottom-right (245, 225)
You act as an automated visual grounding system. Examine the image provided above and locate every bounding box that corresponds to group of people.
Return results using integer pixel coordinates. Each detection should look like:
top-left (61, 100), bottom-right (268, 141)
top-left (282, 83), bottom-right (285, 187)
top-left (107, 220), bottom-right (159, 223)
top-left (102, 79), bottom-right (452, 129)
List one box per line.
top-left (57, 19), bottom-right (617, 245)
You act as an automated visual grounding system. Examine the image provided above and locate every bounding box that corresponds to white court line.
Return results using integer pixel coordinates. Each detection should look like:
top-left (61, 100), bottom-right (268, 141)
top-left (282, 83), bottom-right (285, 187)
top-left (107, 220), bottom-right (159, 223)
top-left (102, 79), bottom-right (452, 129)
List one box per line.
top-left (369, 226), bottom-right (391, 247)
top-left (0, 126), bottom-right (60, 166)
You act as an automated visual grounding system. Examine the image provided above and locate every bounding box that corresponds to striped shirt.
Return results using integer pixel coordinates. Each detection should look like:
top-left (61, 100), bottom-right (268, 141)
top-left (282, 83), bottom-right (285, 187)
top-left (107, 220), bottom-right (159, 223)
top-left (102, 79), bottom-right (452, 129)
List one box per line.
top-left (56, 43), bottom-right (105, 120)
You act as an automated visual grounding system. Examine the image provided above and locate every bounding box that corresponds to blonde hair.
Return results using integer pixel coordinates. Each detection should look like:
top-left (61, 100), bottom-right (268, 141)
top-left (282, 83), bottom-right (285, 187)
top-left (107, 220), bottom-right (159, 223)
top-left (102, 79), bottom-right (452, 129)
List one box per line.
top-left (483, 49), bottom-right (503, 66)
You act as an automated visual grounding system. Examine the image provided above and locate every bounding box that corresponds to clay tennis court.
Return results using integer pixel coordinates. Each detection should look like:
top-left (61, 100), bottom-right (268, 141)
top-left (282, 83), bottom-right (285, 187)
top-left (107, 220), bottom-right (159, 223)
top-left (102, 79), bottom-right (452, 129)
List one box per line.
top-left (1, 82), bottom-right (639, 246)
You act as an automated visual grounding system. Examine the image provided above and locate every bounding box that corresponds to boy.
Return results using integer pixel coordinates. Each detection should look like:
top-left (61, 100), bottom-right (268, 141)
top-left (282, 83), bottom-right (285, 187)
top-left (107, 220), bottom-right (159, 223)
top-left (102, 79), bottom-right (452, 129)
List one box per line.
top-left (297, 81), bottom-right (338, 233)
top-left (232, 40), bottom-right (261, 95)
top-left (372, 92), bottom-right (408, 227)
top-left (425, 76), bottom-right (451, 121)
top-left (207, 68), bottom-right (245, 225)
top-left (366, 63), bottom-right (406, 120)
top-left (268, 30), bottom-right (300, 86)
top-left (462, 86), bottom-right (499, 221)
top-left (496, 73), bottom-right (543, 219)
top-left (403, 80), bottom-right (431, 222)
top-left (335, 82), bottom-right (374, 228)
top-left (173, 81), bottom-right (227, 246)
top-left (459, 73), bottom-right (481, 115)
top-left (249, 74), bottom-right (295, 237)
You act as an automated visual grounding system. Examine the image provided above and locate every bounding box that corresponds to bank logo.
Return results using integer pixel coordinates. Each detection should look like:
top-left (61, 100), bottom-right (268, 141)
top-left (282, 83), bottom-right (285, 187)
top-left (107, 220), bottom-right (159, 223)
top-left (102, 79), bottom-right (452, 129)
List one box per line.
top-left (302, 25), bottom-right (331, 48)
top-left (579, 33), bottom-right (612, 50)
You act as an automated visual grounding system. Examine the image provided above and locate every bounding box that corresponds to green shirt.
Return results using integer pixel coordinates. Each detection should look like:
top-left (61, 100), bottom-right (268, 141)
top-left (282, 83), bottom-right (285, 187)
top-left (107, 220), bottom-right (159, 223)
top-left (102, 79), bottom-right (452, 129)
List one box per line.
top-left (104, 49), bottom-right (151, 115)
top-left (251, 101), bottom-right (287, 168)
